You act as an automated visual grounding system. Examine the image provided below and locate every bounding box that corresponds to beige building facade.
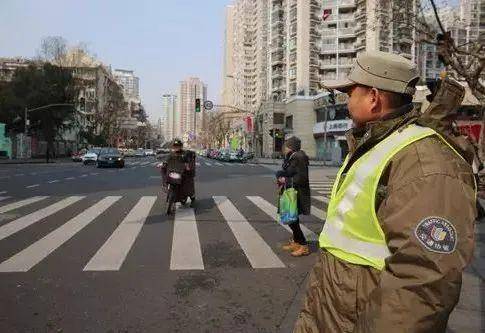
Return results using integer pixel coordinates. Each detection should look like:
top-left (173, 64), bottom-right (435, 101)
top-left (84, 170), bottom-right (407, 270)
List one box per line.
top-left (177, 77), bottom-right (207, 144)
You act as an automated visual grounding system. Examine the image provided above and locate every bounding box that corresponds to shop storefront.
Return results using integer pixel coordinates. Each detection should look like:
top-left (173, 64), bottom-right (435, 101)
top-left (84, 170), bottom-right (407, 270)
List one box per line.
top-left (313, 93), bottom-right (352, 165)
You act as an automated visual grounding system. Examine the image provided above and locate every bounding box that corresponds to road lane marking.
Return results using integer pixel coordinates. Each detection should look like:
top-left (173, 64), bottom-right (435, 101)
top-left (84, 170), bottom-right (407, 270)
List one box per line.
top-left (65, 177), bottom-right (75, 180)
top-left (213, 196), bottom-right (285, 269)
top-left (311, 205), bottom-right (327, 220)
top-left (0, 191), bottom-right (7, 195)
top-left (90, 173), bottom-right (99, 176)
top-left (312, 196), bottom-right (330, 204)
top-left (48, 180), bottom-right (59, 184)
top-left (170, 207), bottom-right (204, 270)
top-left (0, 196), bottom-right (84, 241)
top-left (14, 174), bottom-right (25, 177)
top-left (204, 162), bottom-right (212, 166)
top-left (0, 196), bottom-right (121, 272)
top-left (26, 184), bottom-right (40, 189)
top-left (0, 196), bottom-right (11, 202)
top-left (80, 174), bottom-right (88, 177)
top-left (317, 191), bottom-right (331, 195)
top-left (84, 196), bottom-right (157, 271)
top-left (214, 162), bottom-right (223, 166)
top-left (0, 196), bottom-right (48, 214)
top-left (246, 196), bottom-right (318, 241)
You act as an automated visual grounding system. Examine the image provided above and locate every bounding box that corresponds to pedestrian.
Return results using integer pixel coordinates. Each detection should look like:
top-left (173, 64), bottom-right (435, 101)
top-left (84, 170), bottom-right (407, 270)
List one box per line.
top-left (294, 51), bottom-right (477, 332)
top-left (276, 136), bottom-right (311, 257)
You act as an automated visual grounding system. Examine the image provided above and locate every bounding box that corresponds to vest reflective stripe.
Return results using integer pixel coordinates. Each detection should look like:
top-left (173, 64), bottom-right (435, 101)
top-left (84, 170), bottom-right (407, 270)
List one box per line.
top-left (320, 125), bottom-right (451, 270)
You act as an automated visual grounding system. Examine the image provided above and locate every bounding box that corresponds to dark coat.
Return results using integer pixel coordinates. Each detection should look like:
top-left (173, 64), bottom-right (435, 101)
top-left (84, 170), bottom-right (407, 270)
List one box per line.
top-left (161, 150), bottom-right (195, 200)
top-left (276, 150), bottom-right (311, 215)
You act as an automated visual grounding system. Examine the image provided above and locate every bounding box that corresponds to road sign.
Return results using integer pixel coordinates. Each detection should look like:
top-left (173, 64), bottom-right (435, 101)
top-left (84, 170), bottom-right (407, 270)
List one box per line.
top-left (204, 100), bottom-right (213, 110)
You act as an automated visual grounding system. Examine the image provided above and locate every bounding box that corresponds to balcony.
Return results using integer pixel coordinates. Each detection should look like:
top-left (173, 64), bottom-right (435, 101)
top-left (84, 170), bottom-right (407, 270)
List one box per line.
top-left (338, 27), bottom-right (356, 38)
top-left (310, 28), bottom-right (321, 38)
top-left (338, 43), bottom-right (356, 53)
top-left (271, 55), bottom-right (284, 65)
top-left (323, 0), bottom-right (356, 8)
top-left (320, 60), bottom-right (338, 69)
top-left (321, 44), bottom-right (338, 53)
top-left (272, 4), bottom-right (283, 14)
top-left (272, 69), bottom-right (284, 78)
top-left (322, 28), bottom-right (337, 37)
top-left (354, 23), bottom-right (366, 35)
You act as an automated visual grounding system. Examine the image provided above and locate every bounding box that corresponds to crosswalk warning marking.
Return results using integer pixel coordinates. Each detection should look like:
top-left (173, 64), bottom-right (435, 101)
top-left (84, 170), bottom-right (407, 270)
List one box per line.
top-left (312, 196), bottom-right (330, 204)
top-left (170, 207), bottom-right (204, 270)
top-left (83, 196), bottom-right (157, 271)
top-left (0, 196), bottom-right (85, 241)
top-left (213, 196), bottom-right (285, 269)
top-left (246, 196), bottom-right (318, 242)
top-left (0, 196), bottom-right (121, 272)
top-left (0, 196), bottom-right (49, 214)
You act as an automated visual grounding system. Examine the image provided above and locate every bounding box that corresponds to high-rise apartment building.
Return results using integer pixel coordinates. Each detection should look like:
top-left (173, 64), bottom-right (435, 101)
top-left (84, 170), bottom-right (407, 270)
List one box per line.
top-left (223, 0), bottom-right (269, 112)
top-left (177, 78), bottom-right (207, 142)
top-left (161, 94), bottom-right (177, 141)
top-left (113, 69), bottom-right (140, 99)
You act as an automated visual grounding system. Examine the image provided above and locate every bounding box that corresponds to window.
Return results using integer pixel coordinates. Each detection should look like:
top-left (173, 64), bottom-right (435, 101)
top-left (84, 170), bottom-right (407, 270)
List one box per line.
top-left (273, 113), bottom-right (285, 124)
top-left (285, 115), bottom-right (293, 129)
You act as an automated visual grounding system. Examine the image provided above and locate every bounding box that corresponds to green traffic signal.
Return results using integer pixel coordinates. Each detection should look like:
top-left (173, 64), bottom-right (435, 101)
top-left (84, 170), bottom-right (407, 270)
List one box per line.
top-left (195, 98), bottom-right (201, 113)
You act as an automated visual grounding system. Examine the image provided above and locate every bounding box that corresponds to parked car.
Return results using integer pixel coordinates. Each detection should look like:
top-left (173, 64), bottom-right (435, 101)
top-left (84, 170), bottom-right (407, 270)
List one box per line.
top-left (124, 149), bottom-right (136, 157)
top-left (97, 147), bottom-right (125, 168)
top-left (218, 149), bottom-right (231, 162)
top-left (144, 149), bottom-right (155, 156)
top-left (71, 149), bottom-right (86, 162)
top-left (82, 148), bottom-right (101, 165)
top-left (135, 148), bottom-right (146, 157)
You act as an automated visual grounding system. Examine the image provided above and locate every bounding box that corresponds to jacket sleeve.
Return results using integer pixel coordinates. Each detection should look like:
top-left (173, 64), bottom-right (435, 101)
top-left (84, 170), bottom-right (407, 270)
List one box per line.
top-left (354, 174), bottom-right (476, 333)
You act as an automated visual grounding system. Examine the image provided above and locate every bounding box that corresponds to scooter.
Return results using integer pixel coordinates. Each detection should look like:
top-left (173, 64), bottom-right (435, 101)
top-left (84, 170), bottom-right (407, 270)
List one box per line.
top-left (165, 169), bottom-right (184, 215)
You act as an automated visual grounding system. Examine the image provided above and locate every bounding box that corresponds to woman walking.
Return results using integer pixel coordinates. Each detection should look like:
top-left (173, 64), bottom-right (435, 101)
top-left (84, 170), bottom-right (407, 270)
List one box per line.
top-left (276, 136), bottom-right (311, 257)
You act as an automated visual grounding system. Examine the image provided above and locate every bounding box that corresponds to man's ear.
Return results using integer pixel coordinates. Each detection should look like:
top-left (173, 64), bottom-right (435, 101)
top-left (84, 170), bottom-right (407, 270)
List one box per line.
top-left (369, 88), bottom-right (381, 114)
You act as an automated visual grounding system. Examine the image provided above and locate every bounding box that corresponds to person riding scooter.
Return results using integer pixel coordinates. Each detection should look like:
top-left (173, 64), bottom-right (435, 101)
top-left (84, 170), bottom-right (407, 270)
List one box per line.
top-left (160, 139), bottom-right (196, 210)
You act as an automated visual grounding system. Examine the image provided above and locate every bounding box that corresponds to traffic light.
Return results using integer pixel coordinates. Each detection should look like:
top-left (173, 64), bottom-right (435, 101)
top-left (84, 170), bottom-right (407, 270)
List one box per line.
top-left (195, 98), bottom-right (201, 113)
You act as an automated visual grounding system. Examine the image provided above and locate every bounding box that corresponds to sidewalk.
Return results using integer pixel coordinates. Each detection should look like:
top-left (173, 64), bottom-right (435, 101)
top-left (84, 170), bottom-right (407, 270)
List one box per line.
top-left (253, 157), bottom-right (332, 167)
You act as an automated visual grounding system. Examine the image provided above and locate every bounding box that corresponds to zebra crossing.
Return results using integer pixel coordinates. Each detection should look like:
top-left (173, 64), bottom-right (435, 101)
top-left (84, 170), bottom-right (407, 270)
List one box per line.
top-left (0, 193), bottom-right (328, 273)
top-left (309, 178), bottom-right (335, 202)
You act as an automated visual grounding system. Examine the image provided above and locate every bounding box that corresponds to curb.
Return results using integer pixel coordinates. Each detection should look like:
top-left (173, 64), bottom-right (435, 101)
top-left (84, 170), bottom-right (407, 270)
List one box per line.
top-left (0, 160), bottom-right (73, 165)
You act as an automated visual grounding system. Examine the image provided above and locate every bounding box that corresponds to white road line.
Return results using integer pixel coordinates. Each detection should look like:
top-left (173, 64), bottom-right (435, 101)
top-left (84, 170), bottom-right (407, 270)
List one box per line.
top-left (80, 174), bottom-right (88, 178)
top-left (84, 196), bottom-right (157, 271)
top-left (0, 191), bottom-right (7, 194)
top-left (25, 184), bottom-right (40, 189)
top-left (151, 162), bottom-right (158, 166)
top-left (90, 173), bottom-right (99, 176)
top-left (0, 196), bottom-right (84, 241)
top-left (48, 180), bottom-right (59, 184)
top-left (204, 162), bottom-right (212, 166)
top-left (311, 205), bottom-right (327, 220)
top-left (213, 196), bottom-right (284, 269)
top-left (214, 162), bottom-right (223, 166)
top-left (312, 196), bottom-right (330, 204)
top-left (246, 196), bottom-right (318, 241)
top-left (15, 174), bottom-right (25, 177)
top-left (0, 196), bottom-right (11, 202)
top-left (248, 163), bottom-right (256, 166)
top-left (170, 207), bottom-right (204, 270)
top-left (0, 196), bottom-right (48, 214)
top-left (0, 196), bottom-right (121, 272)
top-left (317, 191), bottom-right (331, 195)
top-left (65, 177), bottom-right (75, 181)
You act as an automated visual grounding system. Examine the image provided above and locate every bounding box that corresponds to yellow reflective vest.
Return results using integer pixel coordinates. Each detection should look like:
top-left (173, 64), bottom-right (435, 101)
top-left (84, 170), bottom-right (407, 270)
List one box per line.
top-left (319, 124), bottom-right (465, 270)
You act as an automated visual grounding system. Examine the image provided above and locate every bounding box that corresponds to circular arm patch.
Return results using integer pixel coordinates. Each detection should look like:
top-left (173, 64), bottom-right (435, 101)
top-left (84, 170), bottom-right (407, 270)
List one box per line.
top-left (414, 217), bottom-right (457, 254)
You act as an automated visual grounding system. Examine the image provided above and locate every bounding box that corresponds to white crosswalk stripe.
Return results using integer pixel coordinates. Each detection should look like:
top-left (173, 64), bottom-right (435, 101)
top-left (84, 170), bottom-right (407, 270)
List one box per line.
top-left (213, 196), bottom-right (285, 269)
top-left (0, 196), bottom-right (121, 272)
top-left (84, 196), bottom-right (157, 271)
top-left (0, 196), bottom-right (85, 241)
top-left (0, 196), bottom-right (48, 214)
top-left (312, 196), bottom-right (330, 204)
top-left (170, 207), bottom-right (204, 270)
top-left (246, 196), bottom-right (318, 241)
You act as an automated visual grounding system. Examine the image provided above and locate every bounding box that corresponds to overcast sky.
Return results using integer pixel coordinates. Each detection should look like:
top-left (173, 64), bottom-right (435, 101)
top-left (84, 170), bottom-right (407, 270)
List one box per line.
top-left (1, 0), bottom-right (460, 122)
top-left (0, 0), bottom-right (229, 122)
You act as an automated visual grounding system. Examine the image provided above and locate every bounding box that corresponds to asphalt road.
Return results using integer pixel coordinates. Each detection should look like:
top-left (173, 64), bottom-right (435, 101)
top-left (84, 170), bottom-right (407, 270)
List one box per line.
top-left (0, 156), bottom-right (334, 333)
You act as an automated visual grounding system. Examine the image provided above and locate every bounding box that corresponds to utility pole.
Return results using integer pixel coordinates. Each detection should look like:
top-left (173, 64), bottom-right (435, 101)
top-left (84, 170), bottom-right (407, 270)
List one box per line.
top-left (194, 83), bottom-right (197, 149)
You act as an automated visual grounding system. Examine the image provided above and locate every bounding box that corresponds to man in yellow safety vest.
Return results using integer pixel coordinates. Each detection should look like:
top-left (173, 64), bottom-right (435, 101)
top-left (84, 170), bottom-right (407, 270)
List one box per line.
top-left (294, 51), bottom-right (477, 332)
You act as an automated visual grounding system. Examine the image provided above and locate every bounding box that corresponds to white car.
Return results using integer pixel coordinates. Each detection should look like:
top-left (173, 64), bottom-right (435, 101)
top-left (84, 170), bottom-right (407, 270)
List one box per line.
top-left (144, 149), bottom-right (155, 156)
top-left (82, 148), bottom-right (100, 165)
top-left (135, 148), bottom-right (146, 157)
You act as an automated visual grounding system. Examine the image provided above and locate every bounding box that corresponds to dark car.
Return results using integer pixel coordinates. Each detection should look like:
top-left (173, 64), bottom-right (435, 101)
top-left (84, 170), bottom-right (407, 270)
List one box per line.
top-left (97, 148), bottom-right (125, 168)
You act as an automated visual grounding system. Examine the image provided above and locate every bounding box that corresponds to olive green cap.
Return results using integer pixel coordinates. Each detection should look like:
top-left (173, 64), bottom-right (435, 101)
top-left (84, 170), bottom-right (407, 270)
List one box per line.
top-left (323, 51), bottom-right (420, 96)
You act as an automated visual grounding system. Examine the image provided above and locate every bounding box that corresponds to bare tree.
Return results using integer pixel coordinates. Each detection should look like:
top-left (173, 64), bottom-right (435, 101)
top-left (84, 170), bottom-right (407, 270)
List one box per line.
top-left (37, 36), bottom-right (68, 67)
